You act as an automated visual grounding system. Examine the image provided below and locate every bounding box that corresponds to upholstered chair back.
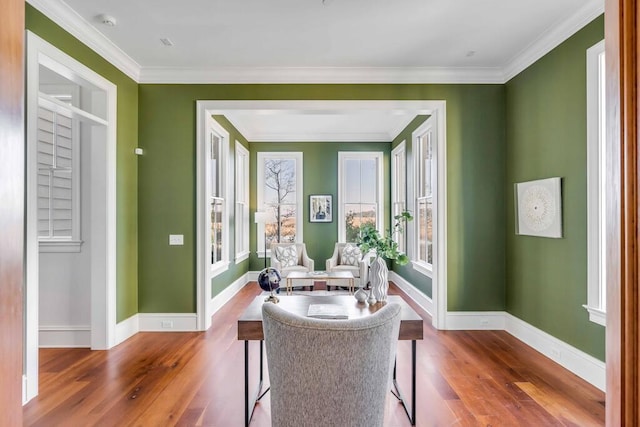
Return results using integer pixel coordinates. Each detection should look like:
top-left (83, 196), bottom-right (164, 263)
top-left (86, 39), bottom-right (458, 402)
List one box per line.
top-left (262, 302), bottom-right (401, 427)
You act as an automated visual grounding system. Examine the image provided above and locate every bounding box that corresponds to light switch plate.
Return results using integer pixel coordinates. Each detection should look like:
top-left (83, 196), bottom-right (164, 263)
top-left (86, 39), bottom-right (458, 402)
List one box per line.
top-left (169, 234), bottom-right (184, 245)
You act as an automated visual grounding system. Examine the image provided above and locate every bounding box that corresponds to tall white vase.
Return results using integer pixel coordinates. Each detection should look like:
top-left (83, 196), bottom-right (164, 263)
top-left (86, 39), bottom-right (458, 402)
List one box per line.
top-left (369, 257), bottom-right (389, 302)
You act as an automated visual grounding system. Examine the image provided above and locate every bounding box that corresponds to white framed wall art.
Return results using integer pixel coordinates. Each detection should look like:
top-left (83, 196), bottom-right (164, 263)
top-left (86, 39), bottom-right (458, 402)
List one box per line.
top-left (515, 177), bottom-right (563, 238)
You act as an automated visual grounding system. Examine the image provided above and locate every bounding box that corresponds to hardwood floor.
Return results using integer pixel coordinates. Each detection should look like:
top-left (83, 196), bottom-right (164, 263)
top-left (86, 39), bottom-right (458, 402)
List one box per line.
top-left (24, 283), bottom-right (605, 426)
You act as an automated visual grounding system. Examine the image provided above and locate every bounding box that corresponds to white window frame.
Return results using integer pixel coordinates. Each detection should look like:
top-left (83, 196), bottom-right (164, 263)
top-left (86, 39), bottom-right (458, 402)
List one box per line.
top-left (391, 141), bottom-right (407, 253)
top-left (337, 151), bottom-right (384, 242)
top-left (36, 100), bottom-right (82, 252)
top-left (584, 39), bottom-right (606, 327)
top-left (411, 118), bottom-right (436, 277)
top-left (207, 117), bottom-right (230, 277)
top-left (256, 152), bottom-right (304, 258)
top-left (235, 141), bottom-right (250, 263)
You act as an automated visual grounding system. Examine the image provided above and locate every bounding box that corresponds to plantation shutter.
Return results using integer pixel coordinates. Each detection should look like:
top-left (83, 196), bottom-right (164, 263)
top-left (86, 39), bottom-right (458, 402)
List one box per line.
top-left (37, 106), bottom-right (74, 239)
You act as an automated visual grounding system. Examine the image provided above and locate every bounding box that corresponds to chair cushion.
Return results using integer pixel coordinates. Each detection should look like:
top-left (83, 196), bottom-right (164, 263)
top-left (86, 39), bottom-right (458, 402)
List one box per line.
top-left (275, 245), bottom-right (298, 268)
top-left (340, 244), bottom-right (361, 266)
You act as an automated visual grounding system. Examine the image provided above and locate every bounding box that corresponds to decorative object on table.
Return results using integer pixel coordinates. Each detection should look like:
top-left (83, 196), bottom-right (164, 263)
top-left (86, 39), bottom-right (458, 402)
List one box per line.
top-left (515, 177), bottom-right (562, 238)
top-left (354, 287), bottom-right (368, 303)
top-left (367, 292), bottom-right (377, 305)
top-left (254, 211), bottom-right (275, 269)
top-left (356, 211), bottom-right (413, 303)
top-left (258, 267), bottom-right (281, 303)
top-left (309, 194), bottom-right (332, 222)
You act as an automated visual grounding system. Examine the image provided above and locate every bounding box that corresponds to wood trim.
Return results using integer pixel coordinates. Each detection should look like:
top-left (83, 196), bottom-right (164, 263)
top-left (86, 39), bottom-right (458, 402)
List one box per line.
top-left (605, 0), bottom-right (640, 425)
top-left (0, 0), bottom-right (25, 422)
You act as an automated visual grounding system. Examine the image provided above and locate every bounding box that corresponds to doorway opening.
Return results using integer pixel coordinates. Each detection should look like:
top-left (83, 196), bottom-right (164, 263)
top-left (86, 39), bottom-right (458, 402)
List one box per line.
top-left (24, 31), bottom-right (117, 403)
top-left (195, 100), bottom-right (448, 330)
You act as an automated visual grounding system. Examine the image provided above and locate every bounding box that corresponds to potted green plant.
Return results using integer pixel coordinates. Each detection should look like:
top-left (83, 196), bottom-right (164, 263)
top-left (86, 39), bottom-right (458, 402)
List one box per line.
top-left (356, 211), bottom-right (413, 303)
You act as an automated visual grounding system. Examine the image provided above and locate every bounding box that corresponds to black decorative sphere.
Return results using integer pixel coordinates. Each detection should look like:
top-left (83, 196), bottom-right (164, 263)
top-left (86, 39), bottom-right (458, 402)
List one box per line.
top-left (258, 267), bottom-right (281, 293)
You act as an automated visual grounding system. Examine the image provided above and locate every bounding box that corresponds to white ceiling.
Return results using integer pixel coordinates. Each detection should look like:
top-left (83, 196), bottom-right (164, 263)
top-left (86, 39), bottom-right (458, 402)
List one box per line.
top-left (29, 0), bottom-right (604, 141)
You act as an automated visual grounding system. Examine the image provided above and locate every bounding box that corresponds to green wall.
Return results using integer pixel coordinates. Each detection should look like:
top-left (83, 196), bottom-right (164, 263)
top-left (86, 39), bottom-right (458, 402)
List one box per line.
top-left (138, 84), bottom-right (506, 313)
top-left (505, 16), bottom-right (605, 360)
top-left (26, 5), bottom-right (139, 322)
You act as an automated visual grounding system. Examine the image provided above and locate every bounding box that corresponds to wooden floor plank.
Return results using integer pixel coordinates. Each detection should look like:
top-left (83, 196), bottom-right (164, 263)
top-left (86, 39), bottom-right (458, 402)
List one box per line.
top-left (24, 282), bottom-right (605, 426)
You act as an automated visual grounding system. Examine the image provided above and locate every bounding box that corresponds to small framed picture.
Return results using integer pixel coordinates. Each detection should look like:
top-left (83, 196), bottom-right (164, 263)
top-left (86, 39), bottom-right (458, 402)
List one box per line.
top-left (310, 195), bottom-right (332, 222)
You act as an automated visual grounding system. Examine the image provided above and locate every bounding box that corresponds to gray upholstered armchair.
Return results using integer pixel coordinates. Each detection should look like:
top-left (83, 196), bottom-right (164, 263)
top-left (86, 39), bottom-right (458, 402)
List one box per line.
top-left (326, 242), bottom-right (372, 289)
top-left (262, 302), bottom-right (401, 427)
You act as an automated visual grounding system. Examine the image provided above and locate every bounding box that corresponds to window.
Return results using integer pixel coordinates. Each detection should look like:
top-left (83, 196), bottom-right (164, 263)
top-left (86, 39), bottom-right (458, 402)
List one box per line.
top-left (391, 141), bottom-right (407, 252)
top-left (257, 152), bottom-right (303, 257)
top-left (36, 98), bottom-right (81, 251)
top-left (208, 118), bottom-right (229, 275)
top-left (412, 119), bottom-right (435, 276)
top-left (338, 152), bottom-right (383, 242)
top-left (235, 141), bottom-right (250, 262)
top-left (585, 40), bottom-right (606, 327)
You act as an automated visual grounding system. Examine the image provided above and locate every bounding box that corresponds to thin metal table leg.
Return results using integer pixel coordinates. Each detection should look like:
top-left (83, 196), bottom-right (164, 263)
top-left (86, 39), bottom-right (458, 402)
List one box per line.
top-left (244, 340), bottom-right (249, 427)
top-left (245, 340), bottom-right (270, 427)
top-left (411, 339), bottom-right (416, 424)
top-left (391, 339), bottom-right (417, 425)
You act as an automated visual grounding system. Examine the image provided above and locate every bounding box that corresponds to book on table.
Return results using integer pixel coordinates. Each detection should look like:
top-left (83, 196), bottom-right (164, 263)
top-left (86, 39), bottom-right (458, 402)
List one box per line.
top-left (307, 304), bottom-right (349, 319)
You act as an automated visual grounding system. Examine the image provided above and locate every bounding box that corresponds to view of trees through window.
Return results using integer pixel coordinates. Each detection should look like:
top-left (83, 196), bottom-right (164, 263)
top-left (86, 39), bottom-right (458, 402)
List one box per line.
top-left (263, 158), bottom-right (297, 246)
top-left (340, 155), bottom-right (380, 242)
top-left (210, 132), bottom-right (223, 265)
top-left (345, 208), bottom-right (376, 242)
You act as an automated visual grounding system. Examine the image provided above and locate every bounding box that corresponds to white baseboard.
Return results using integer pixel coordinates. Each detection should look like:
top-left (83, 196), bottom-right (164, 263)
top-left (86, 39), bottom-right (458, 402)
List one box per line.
top-left (209, 273), bottom-right (250, 316)
top-left (115, 314), bottom-right (139, 345)
top-left (505, 313), bottom-right (606, 392)
top-left (389, 271), bottom-right (433, 316)
top-left (39, 325), bottom-right (91, 348)
top-left (387, 274), bottom-right (605, 392)
top-left (138, 313), bottom-right (198, 331)
top-left (446, 311), bottom-right (507, 330)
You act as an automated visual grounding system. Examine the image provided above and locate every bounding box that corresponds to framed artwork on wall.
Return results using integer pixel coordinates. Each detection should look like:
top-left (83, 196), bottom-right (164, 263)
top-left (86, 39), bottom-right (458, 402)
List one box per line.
top-left (310, 195), bottom-right (332, 223)
top-left (515, 177), bottom-right (563, 238)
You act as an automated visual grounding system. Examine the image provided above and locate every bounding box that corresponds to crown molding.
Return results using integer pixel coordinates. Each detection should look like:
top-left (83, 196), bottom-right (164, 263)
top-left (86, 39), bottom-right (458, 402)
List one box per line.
top-left (238, 131), bottom-right (395, 143)
top-left (138, 66), bottom-right (505, 84)
top-left (28, 0), bottom-right (603, 85)
top-left (26, 0), bottom-right (141, 82)
top-left (502, 0), bottom-right (604, 82)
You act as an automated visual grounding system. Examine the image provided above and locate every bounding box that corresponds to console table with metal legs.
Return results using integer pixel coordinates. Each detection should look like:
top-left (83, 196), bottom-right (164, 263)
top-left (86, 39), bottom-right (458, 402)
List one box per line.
top-left (238, 295), bottom-right (423, 426)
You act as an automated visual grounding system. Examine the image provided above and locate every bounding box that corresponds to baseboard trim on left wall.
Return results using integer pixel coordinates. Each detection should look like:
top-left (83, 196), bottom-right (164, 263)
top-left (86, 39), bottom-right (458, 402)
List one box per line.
top-left (39, 325), bottom-right (91, 348)
top-left (209, 273), bottom-right (250, 317)
top-left (113, 273), bottom-right (251, 342)
top-left (138, 313), bottom-right (198, 332)
top-left (115, 313), bottom-right (139, 345)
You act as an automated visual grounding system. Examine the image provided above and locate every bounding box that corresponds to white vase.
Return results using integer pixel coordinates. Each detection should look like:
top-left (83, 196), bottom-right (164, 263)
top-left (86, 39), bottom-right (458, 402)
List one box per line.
top-left (369, 257), bottom-right (389, 302)
top-left (354, 288), bottom-right (368, 303)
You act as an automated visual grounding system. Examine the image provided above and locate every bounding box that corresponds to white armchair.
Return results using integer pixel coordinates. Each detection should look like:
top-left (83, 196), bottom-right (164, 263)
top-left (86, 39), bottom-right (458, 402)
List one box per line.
top-left (326, 242), bottom-right (372, 290)
top-left (270, 242), bottom-right (315, 289)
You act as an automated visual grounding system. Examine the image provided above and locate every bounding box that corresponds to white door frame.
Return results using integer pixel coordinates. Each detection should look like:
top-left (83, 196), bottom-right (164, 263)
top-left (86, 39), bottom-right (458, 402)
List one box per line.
top-left (195, 100), bottom-right (447, 330)
top-left (24, 31), bottom-right (117, 403)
